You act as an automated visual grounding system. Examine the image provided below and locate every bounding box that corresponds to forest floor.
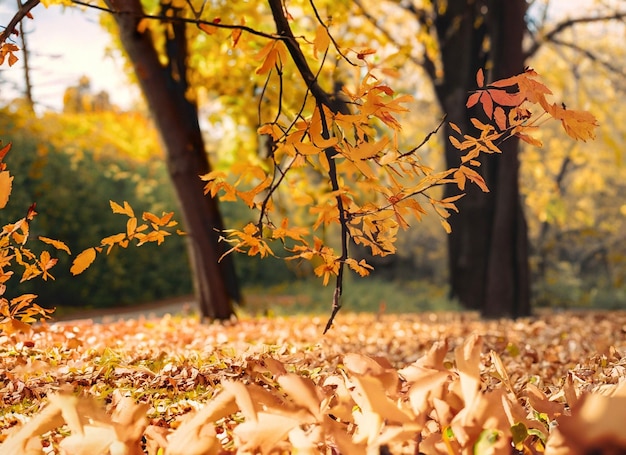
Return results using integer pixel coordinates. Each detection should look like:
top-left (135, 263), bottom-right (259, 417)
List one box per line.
top-left (2, 308), bottom-right (626, 454)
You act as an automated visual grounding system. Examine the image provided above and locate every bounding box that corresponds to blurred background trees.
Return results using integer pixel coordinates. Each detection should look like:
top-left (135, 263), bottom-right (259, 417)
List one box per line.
top-left (0, 0), bottom-right (624, 317)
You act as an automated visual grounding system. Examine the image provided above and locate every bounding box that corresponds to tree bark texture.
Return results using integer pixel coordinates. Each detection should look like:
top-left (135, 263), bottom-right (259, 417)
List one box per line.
top-left (104, 0), bottom-right (240, 320)
top-left (431, 0), bottom-right (530, 318)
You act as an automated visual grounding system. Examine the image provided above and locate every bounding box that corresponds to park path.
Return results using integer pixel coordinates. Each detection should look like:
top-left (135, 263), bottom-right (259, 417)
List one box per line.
top-left (52, 295), bottom-right (196, 324)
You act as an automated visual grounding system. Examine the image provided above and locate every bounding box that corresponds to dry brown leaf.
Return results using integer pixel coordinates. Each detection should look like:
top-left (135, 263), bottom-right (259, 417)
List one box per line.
top-left (277, 372), bottom-right (324, 420)
top-left (563, 372), bottom-right (579, 409)
top-left (233, 411), bottom-right (301, 454)
top-left (0, 402), bottom-right (64, 455)
top-left (554, 392), bottom-right (626, 451)
top-left (288, 425), bottom-right (323, 454)
top-left (222, 380), bottom-right (259, 423)
top-left (165, 388), bottom-right (237, 455)
top-left (2, 311), bottom-right (626, 454)
top-left (450, 389), bottom-right (511, 449)
top-left (413, 339), bottom-right (449, 370)
top-left (144, 425), bottom-right (170, 455)
top-left (406, 369), bottom-right (452, 416)
top-left (58, 425), bottom-right (119, 455)
top-left (525, 382), bottom-right (566, 419)
top-left (343, 352), bottom-right (399, 394)
top-left (350, 374), bottom-right (415, 424)
top-left (454, 333), bottom-right (482, 410)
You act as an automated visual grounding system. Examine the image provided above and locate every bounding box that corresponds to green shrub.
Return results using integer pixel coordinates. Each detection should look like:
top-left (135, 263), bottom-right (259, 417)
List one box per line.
top-left (1, 135), bottom-right (192, 309)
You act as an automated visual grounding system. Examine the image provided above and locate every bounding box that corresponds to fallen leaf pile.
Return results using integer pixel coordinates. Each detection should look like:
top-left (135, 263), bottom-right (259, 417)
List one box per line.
top-left (1, 310), bottom-right (626, 454)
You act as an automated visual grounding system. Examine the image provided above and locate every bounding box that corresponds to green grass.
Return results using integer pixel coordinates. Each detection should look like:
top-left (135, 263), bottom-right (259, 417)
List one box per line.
top-left (242, 277), bottom-right (461, 316)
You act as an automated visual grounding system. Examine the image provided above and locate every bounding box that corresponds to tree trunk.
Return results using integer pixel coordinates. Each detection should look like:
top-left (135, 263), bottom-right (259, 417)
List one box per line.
top-left (483, 0), bottom-right (530, 318)
top-left (432, 0), bottom-right (530, 317)
top-left (104, 0), bottom-right (240, 320)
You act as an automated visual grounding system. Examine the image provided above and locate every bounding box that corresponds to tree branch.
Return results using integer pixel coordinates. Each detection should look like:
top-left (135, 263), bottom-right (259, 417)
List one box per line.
top-left (548, 37), bottom-right (626, 78)
top-left (0, 0), bottom-right (39, 45)
top-left (525, 11), bottom-right (626, 59)
top-left (70, 0), bottom-right (284, 42)
top-left (353, 0), bottom-right (438, 80)
top-left (267, 0), bottom-right (352, 333)
top-left (399, 115), bottom-right (446, 158)
top-left (267, 0), bottom-right (341, 111)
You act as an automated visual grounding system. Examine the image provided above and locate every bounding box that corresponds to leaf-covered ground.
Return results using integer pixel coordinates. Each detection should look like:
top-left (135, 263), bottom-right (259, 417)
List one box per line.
top-left (1, 310), bottom-right (626, 454)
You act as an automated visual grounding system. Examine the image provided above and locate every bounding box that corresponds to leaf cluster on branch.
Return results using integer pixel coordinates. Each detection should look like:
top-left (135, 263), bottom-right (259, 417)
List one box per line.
top-left (197, 5), bottom-right (598, 330)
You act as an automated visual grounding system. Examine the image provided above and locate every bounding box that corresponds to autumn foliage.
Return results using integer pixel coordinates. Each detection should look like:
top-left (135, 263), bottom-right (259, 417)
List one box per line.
top-left (1, 3), bottom-right (616, 454)
top-left (2, 312), bottom-right (626, 453)
top-left (203, 52), bottom-right (598, 329)
top-left (0, 141), bottom-right (182, 330)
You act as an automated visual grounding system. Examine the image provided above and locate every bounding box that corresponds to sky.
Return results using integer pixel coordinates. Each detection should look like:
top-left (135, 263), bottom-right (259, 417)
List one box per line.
top-left (0, 3), bottom-right (138, 113)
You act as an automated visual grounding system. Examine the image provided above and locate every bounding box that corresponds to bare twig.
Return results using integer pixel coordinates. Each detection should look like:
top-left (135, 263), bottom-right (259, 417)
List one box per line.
top-left (70, 0), bottom-right (285, 42)
top-left (548, 37), bottom-right (626, 78)
top-left (307, 0), bottom-right (356, 66)
top-left (399, 115), bottom-right (447, 158)
top-left (525, 10), bottom-right (626, 59)
top-left (353, 0), bottom-right (437, 80)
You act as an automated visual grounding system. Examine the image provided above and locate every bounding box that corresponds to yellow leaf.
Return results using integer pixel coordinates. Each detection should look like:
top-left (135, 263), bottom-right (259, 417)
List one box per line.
top-left (143, 212), bottom-right (160, 225)
top-left (38, 236), bottom-right (71, 255)
top-left (70, 248), bottom-right (97, 275)
top-left (232, 17), bottom-right (245, 47)
top-left (346, 258), bottom-right (373, 277)
top-left (127, 217), bottom-right (138, 236)
top-left (136, 18), bottom-right (150, 33)
top-left (198, 22), bottom-right (218, 35)
top-left (110, 200), bottom-right (134, 217)
top-left (294, 141), bottom-right (322, 156)
top-left (255, 41), bottom-right (280, 75)
top-left (313, 25), bottom-right (330, 59)
top-left (557, 107), bottom-right (599, 142)
top-left (0, 170), bottom-right (13, 209)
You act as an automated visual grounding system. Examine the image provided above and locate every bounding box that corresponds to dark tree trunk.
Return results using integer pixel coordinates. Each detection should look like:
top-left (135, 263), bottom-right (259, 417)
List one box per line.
top-left (483, 0), bottom-right (530, 318)
top-left (104, 0), bottom-right (240, 320)
top-left (431, 0), bottom-right (530, 318)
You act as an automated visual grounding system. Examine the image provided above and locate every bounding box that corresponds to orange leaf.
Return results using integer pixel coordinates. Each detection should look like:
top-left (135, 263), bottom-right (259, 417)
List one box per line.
top-left (466, 92), bottom-right (480, 109)
top-left (38, 237), bottom-right (71, 255)
top-left (8, 52), bottom-right (18, 67)
top-left (110, 200), bottom-right (134, 217)
top-left (356, 48), bottom-right (376, 59)
top-left (313, 25), bottom-right (330, 59)
top-left (126, 217), bottom-right (138, 236)
top-left (0, 142), bottom-right (11, 161)
top-left (479, 92), bottom-right (493, 118)
top-left (489, 89), bottom-right (523, 106)
top-left (70, 248), bottom-right (97, 275)
top-left (198, 22), bottom-right (218, 35)
top-left (494, 106), bottom-right (507, 130)
top-left (0, 170), bottom-right (13, 209)
top-left (232, 17), bottom-right (245, 47)
top-left (476, 68), bottom-right (484, 87)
